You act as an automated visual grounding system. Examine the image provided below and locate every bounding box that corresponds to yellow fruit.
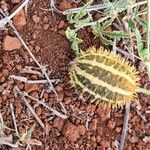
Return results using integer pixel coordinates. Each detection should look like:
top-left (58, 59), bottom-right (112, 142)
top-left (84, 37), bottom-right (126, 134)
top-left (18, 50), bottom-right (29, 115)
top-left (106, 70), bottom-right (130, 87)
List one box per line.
top-left (69, 47), bottom-right (140, 107)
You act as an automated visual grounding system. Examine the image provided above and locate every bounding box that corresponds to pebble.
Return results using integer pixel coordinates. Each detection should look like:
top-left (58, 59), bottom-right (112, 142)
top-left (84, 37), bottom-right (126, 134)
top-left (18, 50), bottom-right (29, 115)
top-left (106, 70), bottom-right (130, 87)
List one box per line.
top-left (107, 120), bottom-right (116, 129)
top-left (57, 0), bottom-right (72, 11)
top-left (78, 125), bottom-right (86, 135)
top-left (35, 107), bottom-right (42, 116)
top-left (57, 20), bottom-right (65, 29)
top-left (11, 0), bottom-right (21, 3)
top-left (3, 35), bottom-right (21, 51)
top-left (115, 127), bottom-right (122, 133)
top-left (96, 105), bottom-right (111, 121)
top-left (129, 136), bottom-right (139, 144)
top-left (34, 45), bottom-right (40, 52)
top-left (62, 122), bottom-right (80, 142)
top-left (43, 24), bottom-right (49, 30)
top-left (89, 118), bottom-right (98, 131)
top-left (32, 15), bottom-right (40, 23)
top-left (53, 117), bottom-right (64, 131)
top-left (100, 140), bottom-right (110, 148)
top-left (2, 68), bottom-right (9, 77)
top-left (24, 84), bottom-right (38, 93)
top-left (13, 9), bottom-right (26, 28)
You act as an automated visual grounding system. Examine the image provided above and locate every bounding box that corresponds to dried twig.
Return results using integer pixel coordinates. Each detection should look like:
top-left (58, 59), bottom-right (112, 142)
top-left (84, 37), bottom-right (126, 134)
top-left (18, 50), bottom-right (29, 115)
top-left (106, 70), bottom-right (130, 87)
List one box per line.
top-left (8, 21), bottom-right (58, 96)
top-left (0, 6), bottom-right (58, 96)
top-left (0, 0), bottom-right (29, 29)
top-left (136, 109), bottom-right (147, 122)
top-left (14, 86), bottom-right (45, 129)
top-left (9, 75), bottom-right (60, 84)
top-left (85, 116), bottom-right (91, 130)
top-left (119, 103), bottom-right (130, 150)
top-left (62, 3), bottom-right (109, 15)
top-left (59, 102), bottom-right (67, 114)
top-left (10, 104), bottom-right (19, 136)
top-left (24, 93), bottom-right (68, 119)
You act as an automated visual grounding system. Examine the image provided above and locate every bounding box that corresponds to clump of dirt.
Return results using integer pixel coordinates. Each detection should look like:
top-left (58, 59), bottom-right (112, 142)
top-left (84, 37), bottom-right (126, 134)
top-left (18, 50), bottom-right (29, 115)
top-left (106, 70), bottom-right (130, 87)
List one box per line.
top-left (0, 0), bottom-right (150, 150)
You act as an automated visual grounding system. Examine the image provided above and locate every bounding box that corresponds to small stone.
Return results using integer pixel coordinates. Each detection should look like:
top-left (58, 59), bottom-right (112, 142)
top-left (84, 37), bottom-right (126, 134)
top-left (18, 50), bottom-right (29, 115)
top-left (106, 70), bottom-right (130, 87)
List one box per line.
top-left (3, 35), bottom-right (21, 51)
top-left (62, 122), bottom-right (80, 142)
top-left (0, 76), bottom-right (5, 83)
top-left (35, 107), bottom-right (42, 116)
top-left (32, 33), bottom-right (37, 39)
top-left (115, 127), bottom-right (122, 133)
top-left (13, 9), bottom-right (26, 28)
top-left (53, 117), bottom-right (64, 131)
top-left (96, 136), bottom-right (101, 143)
top-left (2, 68), bottom-right (9, 77)
top-left (32, 15), bottom-right (40, 23)
top-left (43, 24), bottom-right (49, 30)
top-left (89, 118), bottom-right (98, 131)
top-left (16, 64), bottom-right (22, 71)
top-left (58, 0), bottom-right (72, 11)
top-left (129, 136), bottom-right (139, 144)
top-left (18, 126), bottom-right (26, 134)
top-left (24, 84), bottom-right (38, 93)
top-left (11, 0), bottom-right (21, 4)
top-left (15, 103), bottom-right (22, 115)
top-left (34, 45), bottom-right (40, 51)
top-left (91, 136), bottom-right (96, 142)
top-left (107, 120), bottom-right (116, 129)
top-left (58, 30), bottom-right (65, 36)
top-left (78, 125), bottom-right (86, 135)
top-left (96, 105), bottom-right (111, 121)
top-left (58, 20), bottom-right (65, 29)
top-left (43, 16), bottom-right (49, 22)
top-left (30, 91), bottom-right (39, 99)
top-left (94, 12), bottom-right (101, 20)
top-left (100, 140), bottom-right (110, 148)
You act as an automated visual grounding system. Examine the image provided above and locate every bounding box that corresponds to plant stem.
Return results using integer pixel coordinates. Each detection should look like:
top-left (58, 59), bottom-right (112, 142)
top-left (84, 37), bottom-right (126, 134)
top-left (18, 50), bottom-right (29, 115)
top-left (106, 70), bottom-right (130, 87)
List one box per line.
top-left (119, 103), bottom-right (130, 150)
top-left (137, 87), bottom-right (150, 95)
top-left (130, 1), bottom-right (147, 9)
top-left (63, 3), bottom-right (109, 14)
top-left (147, 0), bottom-right (150, 60)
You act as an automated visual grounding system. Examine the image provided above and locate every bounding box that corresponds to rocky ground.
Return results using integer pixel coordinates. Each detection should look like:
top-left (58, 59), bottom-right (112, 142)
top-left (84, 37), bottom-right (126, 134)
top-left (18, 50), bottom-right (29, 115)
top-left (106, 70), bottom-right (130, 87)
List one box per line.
top-left (0, 0), bottom-right (150, 149)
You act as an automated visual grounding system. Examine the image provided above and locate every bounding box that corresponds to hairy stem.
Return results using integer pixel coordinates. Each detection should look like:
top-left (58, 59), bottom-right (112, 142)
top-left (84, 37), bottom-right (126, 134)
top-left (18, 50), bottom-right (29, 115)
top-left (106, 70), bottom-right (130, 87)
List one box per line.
top-left (137, 87), bottom-right (150, 95)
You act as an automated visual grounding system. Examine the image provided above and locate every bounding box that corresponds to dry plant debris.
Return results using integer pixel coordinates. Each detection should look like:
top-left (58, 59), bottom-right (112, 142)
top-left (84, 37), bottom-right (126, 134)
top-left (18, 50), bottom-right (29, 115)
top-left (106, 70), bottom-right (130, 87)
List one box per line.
top-left (0, 0), bottom-right (150, 150)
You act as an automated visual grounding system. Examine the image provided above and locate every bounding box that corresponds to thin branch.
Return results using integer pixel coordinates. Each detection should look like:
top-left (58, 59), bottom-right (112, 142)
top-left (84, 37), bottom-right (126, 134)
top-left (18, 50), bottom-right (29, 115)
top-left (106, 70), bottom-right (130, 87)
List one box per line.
top-left (63, 3), bottom-right (109, 15)
top-left (0, 0), bottom-right (29, 29)
top-left (24, 93), bottom-right (68, 119)
top-left (147, 0), bottom-right (150, 60)
top-left (8, 21), bottom-right (57, 96)
top-left (137, 87), bottom-right (150, 95)
top-left (119, 103), bottom-right (130, 150)
top-left (9, 75), bottom-right (60, 84)
top-left (59, 102), bottom-right (67, 114)
top-left (0, 7), bottom-right (58, 96)
top-left (135, 109), bottom-right (147, 122)
top-left (14, 86), bottom-right (45, 129)
top-left (10, 104), bottom-right (19, 136)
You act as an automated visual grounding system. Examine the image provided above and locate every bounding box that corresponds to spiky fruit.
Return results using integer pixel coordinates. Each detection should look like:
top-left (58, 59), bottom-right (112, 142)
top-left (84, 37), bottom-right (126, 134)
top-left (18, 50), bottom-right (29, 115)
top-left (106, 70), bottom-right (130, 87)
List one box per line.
top-left (69, 47), bottom-right (140, 107)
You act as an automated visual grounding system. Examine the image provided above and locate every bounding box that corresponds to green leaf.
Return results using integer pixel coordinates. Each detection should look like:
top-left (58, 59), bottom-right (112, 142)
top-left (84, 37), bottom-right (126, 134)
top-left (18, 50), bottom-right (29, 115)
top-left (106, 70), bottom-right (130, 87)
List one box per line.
top-left (65, 27), bottom-right (83, 53)
top-left (102, 31), bottom-right (130, 39)
top-left (101, 19), bottom-right (113, 29)
top-left (128, 19), bottom-right (136, 30)
top-left (100, 34), bottom-right (113, 45)
top-left (67, 10), bottom-right (74, 23)
top-left (74, 0), bottom-right (93, 21)
top-left (0, 123), bottom-right (12, 131)
top-left (135, 28), bottom-right (144, 58)
top-left (65, 27), bottom-right (76, 41)
top-left (135, 16), bottom-right (147, 32)
top-left (75, 15), bottom-right (92, 27)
